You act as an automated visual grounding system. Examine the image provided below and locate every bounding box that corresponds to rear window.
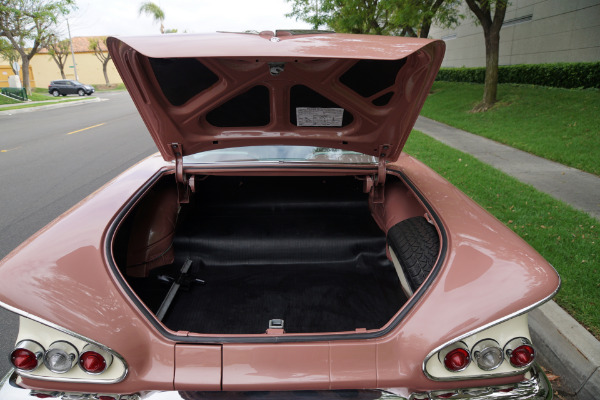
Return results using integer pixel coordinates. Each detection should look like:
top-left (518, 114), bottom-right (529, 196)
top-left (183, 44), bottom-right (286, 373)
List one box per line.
top-left (184, 146), bottom-right (376, 164)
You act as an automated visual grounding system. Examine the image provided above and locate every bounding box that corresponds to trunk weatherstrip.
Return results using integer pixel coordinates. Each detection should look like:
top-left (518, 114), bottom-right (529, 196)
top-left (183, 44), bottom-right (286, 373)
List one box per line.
top-left (104, 164), bottom-right (448, 344)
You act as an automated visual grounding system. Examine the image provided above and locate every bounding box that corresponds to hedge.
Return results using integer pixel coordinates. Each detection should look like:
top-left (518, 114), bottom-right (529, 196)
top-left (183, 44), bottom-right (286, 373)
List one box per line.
top-left (436, 62), bottom-right (600, 89)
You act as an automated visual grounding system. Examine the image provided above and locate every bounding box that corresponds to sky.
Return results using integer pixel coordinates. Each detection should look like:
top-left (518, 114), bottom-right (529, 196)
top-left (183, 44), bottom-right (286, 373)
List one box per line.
top-left (58, 0), bottom-right (313, 38)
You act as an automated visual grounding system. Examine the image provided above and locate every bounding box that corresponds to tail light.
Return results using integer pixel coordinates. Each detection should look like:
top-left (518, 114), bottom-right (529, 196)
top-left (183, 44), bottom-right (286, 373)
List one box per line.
top-left (44, 341), bottom-right (78, 374)
top-left (471, 339), bottom-right (503, 371)
top-left (504, 337), bottom-right (535, 368)
top-left (509, 345), bottom-right (535, 367)
top-left (79, 344), bottom-right (113, 374)
top-left (11, 340), bottom-right (44, 371)
top-left (440, 342), bottom-right (470, 372)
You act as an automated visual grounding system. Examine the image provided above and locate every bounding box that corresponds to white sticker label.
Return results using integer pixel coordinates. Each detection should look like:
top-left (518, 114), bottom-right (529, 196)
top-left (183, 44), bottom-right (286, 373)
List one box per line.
top-left (296, 107), bottom-right (344, 127)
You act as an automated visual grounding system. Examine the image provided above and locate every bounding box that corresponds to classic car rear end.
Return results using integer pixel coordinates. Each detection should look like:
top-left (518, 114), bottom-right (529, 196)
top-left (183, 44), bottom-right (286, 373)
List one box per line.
top-left (0, 32), bottom-right (558, 400)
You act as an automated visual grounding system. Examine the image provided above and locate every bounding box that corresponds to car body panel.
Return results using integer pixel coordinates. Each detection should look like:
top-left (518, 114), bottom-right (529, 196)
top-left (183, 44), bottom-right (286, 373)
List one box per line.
top-left (174, 344), bottom-right (222, 390)
top-left (0, 151), bottom-right (559, 393)
top-left (107, 32), bottom-right (445, 162)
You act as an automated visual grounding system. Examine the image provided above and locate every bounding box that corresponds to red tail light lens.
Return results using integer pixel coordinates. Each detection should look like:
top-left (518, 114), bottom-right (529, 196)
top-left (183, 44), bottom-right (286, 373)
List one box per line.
top-left (11, 348), bottom-right (39, 371)
top-left (78, 344), bottom-right (113, 374)
top-left (11, 340), bottom-right (44, 371)
top-left (504, 337), bottom-right (535, 368)
top-left (79, 351), bottom-right (107, 373)
top-left (509, 344), bottom-right (535, 367)
top-left (444, 347), bottom-right (470, 371)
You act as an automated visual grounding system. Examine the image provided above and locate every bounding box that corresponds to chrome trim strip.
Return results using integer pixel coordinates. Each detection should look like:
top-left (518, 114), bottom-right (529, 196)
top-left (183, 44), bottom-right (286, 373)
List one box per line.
top-left (0, 364), bottom-right (552, 400)
top-left (421, 275), bottom-right (561, 382)
top-left (0, 303), bottom-right (128, 384)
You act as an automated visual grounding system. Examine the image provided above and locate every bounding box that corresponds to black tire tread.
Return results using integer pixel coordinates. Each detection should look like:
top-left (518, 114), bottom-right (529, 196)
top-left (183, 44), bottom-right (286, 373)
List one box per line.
top-left (387, 216), bottom-right (440, 291)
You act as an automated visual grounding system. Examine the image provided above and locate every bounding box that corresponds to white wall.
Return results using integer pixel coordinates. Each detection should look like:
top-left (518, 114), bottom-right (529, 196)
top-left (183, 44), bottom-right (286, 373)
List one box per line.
top-left (429, 0), bottom-right (600, 67)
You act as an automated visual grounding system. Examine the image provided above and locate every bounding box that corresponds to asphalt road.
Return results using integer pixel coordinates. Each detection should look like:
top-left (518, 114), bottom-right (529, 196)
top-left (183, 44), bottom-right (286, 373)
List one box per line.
top-left (0, 91), bottom-right (156, 376)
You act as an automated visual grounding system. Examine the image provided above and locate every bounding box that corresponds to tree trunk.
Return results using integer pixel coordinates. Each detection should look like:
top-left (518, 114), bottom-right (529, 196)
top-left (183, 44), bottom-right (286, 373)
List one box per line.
top-left (401, 26), bottom-right (417, 37)
top-left (420, 21), bottom-right (431, 38)
top-left (103, 59), bottom-right (110, 85)
top-left (481, 30), bottom-right (500, 110)
top-left (21, 56), bottom-right (31, 95)
top-left (60, 68), bottom-right (66, 79)
top-left (465, 0), bottom-right (507, 112)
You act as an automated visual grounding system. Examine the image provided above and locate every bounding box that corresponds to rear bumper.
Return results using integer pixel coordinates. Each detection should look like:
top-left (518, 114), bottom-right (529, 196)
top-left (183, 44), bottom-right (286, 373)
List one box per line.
top-left (0, 364), bottom-right (552, 400)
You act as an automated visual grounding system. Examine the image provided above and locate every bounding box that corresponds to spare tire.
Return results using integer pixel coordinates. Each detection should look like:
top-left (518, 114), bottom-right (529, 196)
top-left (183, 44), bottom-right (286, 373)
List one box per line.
top-left (387, 216), bottom-right (440, 291)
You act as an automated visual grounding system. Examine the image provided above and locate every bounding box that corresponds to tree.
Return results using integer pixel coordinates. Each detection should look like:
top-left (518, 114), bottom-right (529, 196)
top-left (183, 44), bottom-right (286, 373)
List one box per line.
top-left (464, 0), bottom-right (507, 111)
top-left (286, 0), bottom-right (460, 37)
top-left (47, 37), bottom-right (70, 79)
top-left (0, 37), bottom-right (19, 74)
top-left (89, 37), bottom-right (111, 85)
top-left (415, 0), bottom-right (462, 38)
top-left (138, 1), bottom-right (165, 34)
top-left (0, 0), bottom-right (75, 94)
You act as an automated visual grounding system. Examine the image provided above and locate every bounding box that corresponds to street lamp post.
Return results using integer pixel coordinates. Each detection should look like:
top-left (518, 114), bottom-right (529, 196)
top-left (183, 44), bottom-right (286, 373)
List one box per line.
top-left (66, 18), bottom-right (79, 81)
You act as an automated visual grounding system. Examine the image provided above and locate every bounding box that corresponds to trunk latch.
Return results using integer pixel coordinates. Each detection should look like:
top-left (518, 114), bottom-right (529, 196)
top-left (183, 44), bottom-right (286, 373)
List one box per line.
top-left (267, 319), bottom-right (285, 335)
top-left (170, 143), bottom-right (190, 204)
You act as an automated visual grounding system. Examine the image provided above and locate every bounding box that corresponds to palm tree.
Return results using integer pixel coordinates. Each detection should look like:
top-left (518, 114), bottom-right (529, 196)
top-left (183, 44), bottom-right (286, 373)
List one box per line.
top-left (138, 2), bottom-right (165, 34)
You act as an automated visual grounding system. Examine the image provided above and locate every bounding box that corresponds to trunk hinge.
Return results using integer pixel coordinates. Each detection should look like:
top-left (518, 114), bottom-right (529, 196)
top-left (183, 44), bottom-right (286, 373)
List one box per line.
top-left (364, 145), bottom-right (388, 204)
top-left (170, 143), bottom-right (190, 204)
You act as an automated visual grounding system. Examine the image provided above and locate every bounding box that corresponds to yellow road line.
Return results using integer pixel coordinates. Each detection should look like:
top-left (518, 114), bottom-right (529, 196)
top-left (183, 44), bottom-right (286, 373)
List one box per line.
top-left (66, 123), bottom-right (105, 135)
top-left (0, 147), bottom-right (20, 153)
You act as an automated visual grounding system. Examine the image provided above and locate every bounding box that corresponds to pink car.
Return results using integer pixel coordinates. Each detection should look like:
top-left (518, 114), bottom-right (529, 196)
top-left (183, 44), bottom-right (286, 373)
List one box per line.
top-left (0, 32), bottom-right (559, 400)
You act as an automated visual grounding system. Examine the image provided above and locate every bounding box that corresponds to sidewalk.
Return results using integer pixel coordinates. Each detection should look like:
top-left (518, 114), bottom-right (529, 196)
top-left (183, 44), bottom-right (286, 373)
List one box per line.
top-left (415, 116), bottom-right (600, 400)
top-left (414, 117), bottom-right (600, 221)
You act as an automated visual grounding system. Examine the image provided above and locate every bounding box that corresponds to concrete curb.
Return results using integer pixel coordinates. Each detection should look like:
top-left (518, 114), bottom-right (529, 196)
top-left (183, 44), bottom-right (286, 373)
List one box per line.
top-left (530, 301), bottom-right (600, 399)
top-left (414, 116), bottom-right (600, 400)
top-left (0, 97), bottom-right (106, 115)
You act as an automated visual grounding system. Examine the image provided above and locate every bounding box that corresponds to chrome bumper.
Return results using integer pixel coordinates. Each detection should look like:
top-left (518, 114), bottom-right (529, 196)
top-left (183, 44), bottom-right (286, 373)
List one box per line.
top-left (0, 365), bottom-right (552, 400)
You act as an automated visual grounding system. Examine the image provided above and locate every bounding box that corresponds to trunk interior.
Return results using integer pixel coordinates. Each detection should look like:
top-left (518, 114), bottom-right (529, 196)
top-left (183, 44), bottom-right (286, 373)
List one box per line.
top-left (113, 175), bottom-right (411, 335)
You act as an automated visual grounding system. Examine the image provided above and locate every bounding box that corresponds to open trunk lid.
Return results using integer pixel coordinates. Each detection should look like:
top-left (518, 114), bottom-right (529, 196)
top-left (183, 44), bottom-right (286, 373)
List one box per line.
top-left (107, 31), bottom-right (444, 162)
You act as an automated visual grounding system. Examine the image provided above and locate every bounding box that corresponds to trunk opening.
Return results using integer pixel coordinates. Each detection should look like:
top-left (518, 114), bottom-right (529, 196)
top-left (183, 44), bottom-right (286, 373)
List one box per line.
top-left (113, 174), bottom-right (434, 336)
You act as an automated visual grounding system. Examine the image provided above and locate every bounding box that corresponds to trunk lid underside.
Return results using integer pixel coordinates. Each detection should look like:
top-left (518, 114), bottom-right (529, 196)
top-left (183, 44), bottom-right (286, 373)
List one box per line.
top-left (107, 32), bottom-right (445, 162)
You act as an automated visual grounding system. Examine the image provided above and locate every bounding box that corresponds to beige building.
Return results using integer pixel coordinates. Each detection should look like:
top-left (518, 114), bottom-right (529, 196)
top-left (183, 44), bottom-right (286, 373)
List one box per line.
top-left (0, 65), bottom-right (35, 88)
top-left (33, 36), bottom-right (122, 88)
top-left (1, 36), bottom-right (122, 89)
top-left (429, 0), bottom-right (600, 67)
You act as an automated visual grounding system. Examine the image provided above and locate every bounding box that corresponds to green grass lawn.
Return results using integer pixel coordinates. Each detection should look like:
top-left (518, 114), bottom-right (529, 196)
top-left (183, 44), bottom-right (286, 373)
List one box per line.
top-left (405, 130), bottom-right (599, 339)
top-left (1, 87), bottom-right (95, 110)
top-left (0, 95), bottom-right (21, 105)
top-left (2, 88), bottom-right (57, 103)
top-left (421, 82), bottom-right (600, 176)
top-left (29, 92), bottom-right (53, 101)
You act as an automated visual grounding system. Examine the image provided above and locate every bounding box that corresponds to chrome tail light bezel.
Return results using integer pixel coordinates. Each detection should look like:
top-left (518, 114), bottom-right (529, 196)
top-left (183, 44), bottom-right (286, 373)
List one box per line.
top-left (504, 337), bottom-right (536, 368)
top-left (10, 340), bottom-right (45, 372)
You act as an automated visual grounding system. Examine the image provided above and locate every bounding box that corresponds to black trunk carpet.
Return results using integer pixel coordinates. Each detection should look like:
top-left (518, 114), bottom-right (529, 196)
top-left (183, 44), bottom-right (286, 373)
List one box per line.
top-left (155, 176), bottom-right (404, 334)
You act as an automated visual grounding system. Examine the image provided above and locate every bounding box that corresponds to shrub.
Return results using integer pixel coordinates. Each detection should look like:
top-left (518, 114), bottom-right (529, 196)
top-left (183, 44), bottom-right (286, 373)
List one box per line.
top-left (436, 62), bottom-right (600, 89)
